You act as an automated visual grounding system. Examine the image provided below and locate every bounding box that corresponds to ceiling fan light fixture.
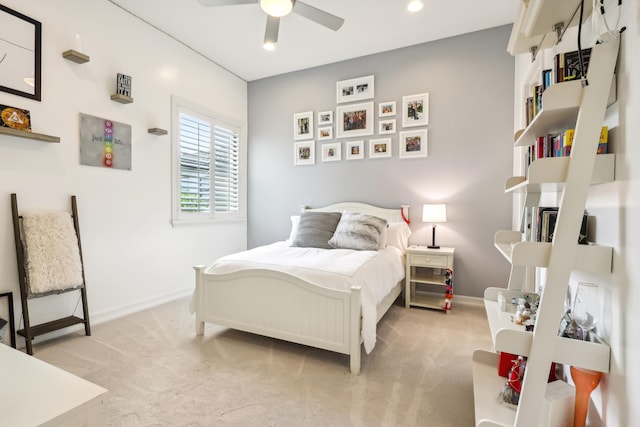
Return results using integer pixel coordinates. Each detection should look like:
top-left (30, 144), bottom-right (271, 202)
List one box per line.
top-left (407, 0), bottom-right (424, 12)
top-left (263, 42), bottom-right (276, 50)
top-left (260, 0), bottom-right (293, 17)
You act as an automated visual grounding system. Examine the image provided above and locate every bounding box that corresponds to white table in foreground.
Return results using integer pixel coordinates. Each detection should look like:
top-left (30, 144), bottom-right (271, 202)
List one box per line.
top-left (0, 344), bottom-right (108, 426)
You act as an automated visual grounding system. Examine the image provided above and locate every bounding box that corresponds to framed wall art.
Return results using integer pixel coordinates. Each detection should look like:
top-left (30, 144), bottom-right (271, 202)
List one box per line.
top-left (0, 291), bottom-right (16, 348)
top-left (369, 138), bottom-right (392, 159)
top-left (80, 113), bottom-right (132, 170)
top-left (378, 101), bottom-right (396, 117)
top-left (293, 111), bottom-right (314, 141)
top-left (336, 101), bottom-right (374, 138)
top-left (318, 110), bottom-right (333, 125)
top-left (378, 119), bottom-right (396, 135)
top-left (318, 126), bottom-right (333, 141)
top-left (336, 75), bottom-right (374, 104)
top-left (0, 5), bottom-right (42, 101)
top-left (399, 129), bottom-right (428, 159)
top-left (402, 93), bottom-right (429, 127)
top-left (321, 142), bottom-right (341, 162)
top-left (345, 140), bottom-right (364, 160)
top-left (294, 140), bottom-right (315, 165)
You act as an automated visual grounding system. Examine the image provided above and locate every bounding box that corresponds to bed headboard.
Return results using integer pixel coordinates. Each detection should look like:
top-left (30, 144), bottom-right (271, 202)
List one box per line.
top-left (301, 202), bottom-right (409, 224)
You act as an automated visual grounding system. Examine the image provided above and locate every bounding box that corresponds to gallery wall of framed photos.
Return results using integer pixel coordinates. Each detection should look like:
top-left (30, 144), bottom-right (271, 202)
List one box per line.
top-left (292, 74), bottom-right (430, 165)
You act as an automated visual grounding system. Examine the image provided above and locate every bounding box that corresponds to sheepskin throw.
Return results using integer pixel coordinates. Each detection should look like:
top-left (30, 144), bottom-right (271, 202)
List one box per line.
top-left (22, 211), bottom-right (84, 296)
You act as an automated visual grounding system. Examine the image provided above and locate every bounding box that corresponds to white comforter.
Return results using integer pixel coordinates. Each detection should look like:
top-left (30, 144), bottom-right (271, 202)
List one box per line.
top-left (204, 242), bottom-right (405, 353)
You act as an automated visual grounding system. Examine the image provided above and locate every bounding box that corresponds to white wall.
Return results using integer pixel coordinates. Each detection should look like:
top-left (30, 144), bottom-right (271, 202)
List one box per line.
top-left (0, 0), bottom-right (247, 343)
top-left (512, 2), bottom-right (639, 424)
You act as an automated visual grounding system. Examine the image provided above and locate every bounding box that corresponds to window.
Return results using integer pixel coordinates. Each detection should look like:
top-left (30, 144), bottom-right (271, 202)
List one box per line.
top-left (172, 99), bottom-right (245, 224)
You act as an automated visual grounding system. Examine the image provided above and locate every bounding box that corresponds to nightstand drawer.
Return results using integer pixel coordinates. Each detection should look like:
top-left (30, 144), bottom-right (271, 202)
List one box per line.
top-left (410, 254), bottom-right (449, 267)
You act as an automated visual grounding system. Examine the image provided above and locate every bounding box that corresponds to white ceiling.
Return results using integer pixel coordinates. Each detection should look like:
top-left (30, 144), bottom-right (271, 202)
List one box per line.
top-left (108, 0), bottom-right (518, 81)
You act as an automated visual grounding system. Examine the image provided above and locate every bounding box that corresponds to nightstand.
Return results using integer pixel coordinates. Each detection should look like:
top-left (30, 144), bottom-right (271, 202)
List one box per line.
top-left (405, 246), bottom-right (455, 311)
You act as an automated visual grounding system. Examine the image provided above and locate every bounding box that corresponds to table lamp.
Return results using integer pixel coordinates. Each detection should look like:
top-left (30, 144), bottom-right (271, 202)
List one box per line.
top-left (422, 204), bottom-right (446, 249)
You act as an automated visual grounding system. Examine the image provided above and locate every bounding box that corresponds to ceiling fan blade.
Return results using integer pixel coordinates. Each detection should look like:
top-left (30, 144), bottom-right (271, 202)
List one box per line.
top-left (264, 15), bottom-right (280, 45)
top-left (197, 0), bottom-right (257, 6)
top-left (293, 1), bottom-right (344, 31)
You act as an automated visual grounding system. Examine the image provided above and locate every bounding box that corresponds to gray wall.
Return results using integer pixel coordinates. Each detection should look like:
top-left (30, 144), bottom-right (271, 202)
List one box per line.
top-left (247, 25), bottom-right (514, 298)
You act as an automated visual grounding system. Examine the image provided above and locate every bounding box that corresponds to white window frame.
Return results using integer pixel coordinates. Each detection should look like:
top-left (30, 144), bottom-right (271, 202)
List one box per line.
top-left (171, 96), bottom-right (246, 225)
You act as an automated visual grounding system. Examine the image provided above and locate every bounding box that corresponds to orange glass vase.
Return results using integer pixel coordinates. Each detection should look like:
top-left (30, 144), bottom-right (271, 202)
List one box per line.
top-left (570, 366), bottom-right (603, 427)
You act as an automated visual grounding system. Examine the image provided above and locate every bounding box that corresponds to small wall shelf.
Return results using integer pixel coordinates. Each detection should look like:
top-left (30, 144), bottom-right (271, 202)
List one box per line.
top-left (148, 128), bottom-right (168, 136)
top-left (0, 127), bottom-right (60, 143)
top-left (110, 94), bottom-right (133, 104)
top-left (62, 49), bottom-right (90, 64)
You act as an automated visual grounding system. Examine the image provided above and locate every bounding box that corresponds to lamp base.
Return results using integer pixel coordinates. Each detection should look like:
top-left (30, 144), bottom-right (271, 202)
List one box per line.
top-left (427, 245), bottom-right (440, 249)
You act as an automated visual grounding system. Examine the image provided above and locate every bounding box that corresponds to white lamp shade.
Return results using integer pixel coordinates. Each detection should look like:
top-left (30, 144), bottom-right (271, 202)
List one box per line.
top-left (260, 0), bottom-right (293, 17)
top-left (422, 204), bottom-right (447, 223)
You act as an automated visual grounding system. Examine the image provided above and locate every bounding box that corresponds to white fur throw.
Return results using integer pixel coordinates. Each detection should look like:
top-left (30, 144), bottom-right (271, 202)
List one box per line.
top-left (22, 211), bottom-right (84, 296)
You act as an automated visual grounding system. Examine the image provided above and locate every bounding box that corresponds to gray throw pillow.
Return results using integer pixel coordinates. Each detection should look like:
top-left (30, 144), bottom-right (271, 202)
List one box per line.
top-left (328, 212), bottom-right (388, 251)
top-left (291, 211), bottom-right (342, 249)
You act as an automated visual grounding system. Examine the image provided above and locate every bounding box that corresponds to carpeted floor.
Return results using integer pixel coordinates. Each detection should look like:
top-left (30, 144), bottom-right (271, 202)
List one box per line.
top-left (34, 297), bottom-right (493, 426)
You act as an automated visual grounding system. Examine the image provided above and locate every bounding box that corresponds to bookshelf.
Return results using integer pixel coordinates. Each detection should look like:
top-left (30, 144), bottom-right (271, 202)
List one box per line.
top-left (472, 3), bottom-right (620, 425)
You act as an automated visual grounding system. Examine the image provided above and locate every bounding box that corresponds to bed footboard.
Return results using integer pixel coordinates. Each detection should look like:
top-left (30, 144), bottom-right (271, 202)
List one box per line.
top-left (193, 265), bottom-right (362, 374)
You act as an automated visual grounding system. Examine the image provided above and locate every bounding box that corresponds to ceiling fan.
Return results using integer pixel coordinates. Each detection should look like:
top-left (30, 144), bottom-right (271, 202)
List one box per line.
top-left (197, 0), bottom-right (344, 50)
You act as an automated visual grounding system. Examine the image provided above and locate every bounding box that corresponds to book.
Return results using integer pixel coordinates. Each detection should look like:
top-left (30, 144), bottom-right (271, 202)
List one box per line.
top-left (563, 48), bottom-right (592, 81)
top-left (539, 209), bottom-right (589, 244)
top-left (598, 126), bottom-right (609, 154)
top-left (542, 69), bottom-right (553, 92)
top-left (562, 129), bottom-right (575, 156)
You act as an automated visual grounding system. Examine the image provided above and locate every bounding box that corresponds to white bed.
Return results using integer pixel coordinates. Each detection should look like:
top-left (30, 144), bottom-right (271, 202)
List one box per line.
top-left (193, 202), bottom-right (410, 374)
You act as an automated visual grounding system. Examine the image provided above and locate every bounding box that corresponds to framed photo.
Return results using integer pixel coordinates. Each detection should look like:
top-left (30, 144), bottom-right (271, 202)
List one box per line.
top-left (318, 126), bottom-right (333, 141)
top-left (369, 138), bottom-right (392, 159)
top-left (336, 101), bottom-right (374, 138)
top-left (321, 142), bottom-right (341, 162)
top-left (0, 5), bottom-right (42, 101)
top-left (345, 140), bottom-right (364, 160)
top-left (379, 119), bottom-right (396, 135)
top-left (402, 93), bottom-right (429, 127)
top-left (294, 140), bottom-right (315, 165)
top-left (293, 111), bottom-right (314, 141)
top-left (378, 101), bottom-right (396, 117)
top-left (318, 110), bottom-right (333, 125)
top-left (0, 291), bottom-right (16, 348)
top-left (399, 129), bottom-right (428, 159)
top-left (336, 75), bottom-right (374, 104)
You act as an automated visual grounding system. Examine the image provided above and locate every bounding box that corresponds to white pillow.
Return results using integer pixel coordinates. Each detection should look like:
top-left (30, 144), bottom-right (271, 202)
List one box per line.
top-left (386, 221), bottom-right (412, 252)
top-left (286, 215), bottom-right (300, 245)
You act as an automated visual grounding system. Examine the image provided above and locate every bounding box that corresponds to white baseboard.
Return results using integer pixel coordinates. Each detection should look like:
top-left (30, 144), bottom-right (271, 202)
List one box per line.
top-left (452, 294), bottom-right (484, 306)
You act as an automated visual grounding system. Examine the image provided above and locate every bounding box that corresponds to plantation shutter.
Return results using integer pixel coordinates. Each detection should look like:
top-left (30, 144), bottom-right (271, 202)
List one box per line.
top-left (213, 123), bottom-right (240, 213)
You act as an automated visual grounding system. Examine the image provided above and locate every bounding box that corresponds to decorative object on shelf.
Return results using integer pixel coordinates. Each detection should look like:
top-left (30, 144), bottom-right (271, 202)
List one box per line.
top-left (0, 5), bottom-right (42, 101)
top-left (422, 204), bottom-right (446, 249)
top-left (399, 129), bottom-right (428, 159)
top-left (62, 49), bottom-right (90, 64)
top-left (321, 142), bottom-right (341, 162)
top-left (572, 282), bottom-right (599, 341)
top-left (401, 93), bottom-right (429, 127)
top-left (570, 366), bottom-right (603, 427)
top-left (368, 138), bottom-right (391, 159)
top-left (0, 291), bottom-right (16, 348)
top-left (147, 127), bottom-right (168, 136)
top-left (317, 126), bottom-right (332, 140)
top-left (378, 101), bottom-right (396, 117)
top-left (336, 75), bottom-right (374, 104)
top-left (1, 104), bottom-right (31, 131)
top-left (345, 140), bottom-right (363, 160)
top-left (293, 140), bottom-right (314, 165)
top-left (110, 73), bottom-right (133, 104)
top-left (378, 118), bottom-right (396, 135)
top-left (80, 113), bottom-right (132, 170)
top-left (444, 268), bottom-right (453, 311)
top-left (498, 355), bottom-right (526, 408)
top-left (336, 101), bottom-right (374, 138)
top-left (317, 110), bottom-right (333, 125)
top-left (293, 111), bottom-right (313, 140)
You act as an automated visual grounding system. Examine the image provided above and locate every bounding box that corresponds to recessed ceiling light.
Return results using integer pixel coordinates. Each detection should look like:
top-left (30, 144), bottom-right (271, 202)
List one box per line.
top-left (408, 1), bottom-right (424, 12)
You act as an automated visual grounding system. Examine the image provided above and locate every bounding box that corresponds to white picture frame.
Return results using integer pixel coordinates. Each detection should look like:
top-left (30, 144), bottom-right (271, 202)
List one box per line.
top-left (378, 101), bottom-right (396, 117)
top-left (402, 93), bottom-right (429, 127)
top-left (369, 138), bottom-right (392, 159)
top-left (336, 101), bottom-right (374, 138)
top-left (293, 111), bottom-right (314, 141)
top-left (336, 75), bottom-right (374, 104)
top-left (399, 129), bottom-right (428, 158)
top-left (294, 140), bottom-right (315, 165)
top-left (317, 126), bottom-right (333, 141)
top-left (345, 140), bottom-right (364, 160)
top-left (378, 119), bottom-right (396, 135)
top-left (318, 110), bottom-right (333, 125)
top-left (321, 142), bottom-right (341, 162)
